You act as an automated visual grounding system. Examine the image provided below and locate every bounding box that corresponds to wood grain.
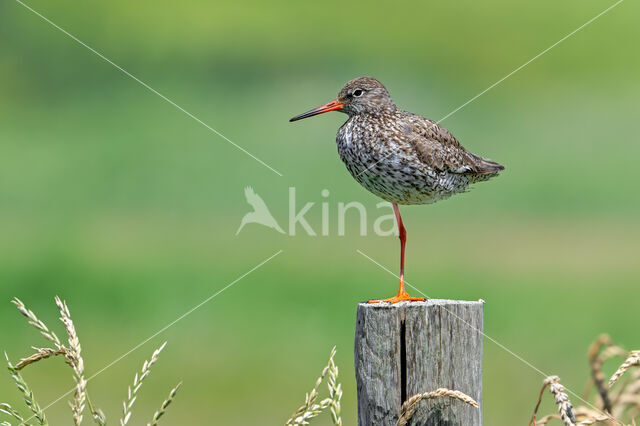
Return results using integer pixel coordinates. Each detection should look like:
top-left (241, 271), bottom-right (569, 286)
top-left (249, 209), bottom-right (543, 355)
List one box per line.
top-left (354, 300), bottom-right (483, 426)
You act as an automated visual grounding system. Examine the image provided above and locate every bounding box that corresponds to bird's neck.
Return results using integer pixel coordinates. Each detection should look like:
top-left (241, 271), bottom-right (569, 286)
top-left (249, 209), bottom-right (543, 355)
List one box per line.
top-left (350, 105), bottom-right (397, 118)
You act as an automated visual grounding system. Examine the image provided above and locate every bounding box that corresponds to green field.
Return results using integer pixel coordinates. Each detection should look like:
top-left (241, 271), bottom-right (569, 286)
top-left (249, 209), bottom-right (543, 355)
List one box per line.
top-left (1, 0), bottom-right (639, 424)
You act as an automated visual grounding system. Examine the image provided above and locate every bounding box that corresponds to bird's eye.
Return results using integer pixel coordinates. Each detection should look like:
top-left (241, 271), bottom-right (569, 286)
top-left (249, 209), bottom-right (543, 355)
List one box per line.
top-left (353, 89), bottom-right (364, 97)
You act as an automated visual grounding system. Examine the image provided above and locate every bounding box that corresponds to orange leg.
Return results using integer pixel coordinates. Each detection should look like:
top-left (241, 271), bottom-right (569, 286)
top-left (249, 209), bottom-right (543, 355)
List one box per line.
top-left (369, 204), bottom-right (425, 304)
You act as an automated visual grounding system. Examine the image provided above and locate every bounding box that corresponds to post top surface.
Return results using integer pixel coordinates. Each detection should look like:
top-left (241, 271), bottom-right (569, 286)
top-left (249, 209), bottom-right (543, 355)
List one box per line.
top-left (357, 299), bottom-right (484, 309)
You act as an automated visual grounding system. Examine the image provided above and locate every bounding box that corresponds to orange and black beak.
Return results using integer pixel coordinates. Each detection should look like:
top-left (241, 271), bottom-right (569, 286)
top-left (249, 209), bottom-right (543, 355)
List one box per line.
top-left (289, 100), bottom-right (344, 122)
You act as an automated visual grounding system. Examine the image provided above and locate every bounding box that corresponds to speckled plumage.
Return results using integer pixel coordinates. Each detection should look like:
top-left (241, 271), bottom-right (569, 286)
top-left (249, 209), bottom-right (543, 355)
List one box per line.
top-left (290, 76), bottom-right (505, 302)
top-left (333, 77), bottom-right (504, 205)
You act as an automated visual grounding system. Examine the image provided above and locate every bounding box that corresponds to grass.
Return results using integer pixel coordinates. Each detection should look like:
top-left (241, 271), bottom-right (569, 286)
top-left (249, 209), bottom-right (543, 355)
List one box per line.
top-left (285, 347), bottom-right (342, 426)
top-left (1, 216), bottom-right (638, 424)
top-left (1, 1), bottom-right (639, 423)
top-left (283, 335), bottom-right (639, 425)
top-left (284, 345), bottom-right (480, 426)
top-left (1, 298), bottom-right (180, 426)
top-left (396, 389), bottom-right (479, 426)
top-left (530, 335), bottom-right (640, 425)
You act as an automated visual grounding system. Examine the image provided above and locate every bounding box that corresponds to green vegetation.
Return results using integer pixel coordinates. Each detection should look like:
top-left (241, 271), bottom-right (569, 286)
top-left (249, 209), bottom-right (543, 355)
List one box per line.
top-left (1, 0), bottom-right (639, 424)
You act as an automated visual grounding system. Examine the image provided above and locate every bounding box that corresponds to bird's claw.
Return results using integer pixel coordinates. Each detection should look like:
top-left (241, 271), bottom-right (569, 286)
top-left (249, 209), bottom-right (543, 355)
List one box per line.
top-left (368, 293), bottom-right (425, 304)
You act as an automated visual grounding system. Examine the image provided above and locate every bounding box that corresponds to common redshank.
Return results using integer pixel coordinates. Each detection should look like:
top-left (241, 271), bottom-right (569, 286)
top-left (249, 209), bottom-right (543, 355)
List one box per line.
top-left (290, 77), bottom-right (504, 303)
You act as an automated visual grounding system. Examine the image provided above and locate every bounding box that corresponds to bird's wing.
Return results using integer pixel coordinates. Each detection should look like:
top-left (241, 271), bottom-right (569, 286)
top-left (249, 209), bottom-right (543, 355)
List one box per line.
top-left (399, 113), bottom-right (504, 175)
top-left (244, 186), bottom-right (271, 211)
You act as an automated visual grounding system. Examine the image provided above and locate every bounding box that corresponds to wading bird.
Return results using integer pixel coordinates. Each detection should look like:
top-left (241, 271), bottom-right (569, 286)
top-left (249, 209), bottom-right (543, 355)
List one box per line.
top-left (290, 77), bottom-right (504, 303)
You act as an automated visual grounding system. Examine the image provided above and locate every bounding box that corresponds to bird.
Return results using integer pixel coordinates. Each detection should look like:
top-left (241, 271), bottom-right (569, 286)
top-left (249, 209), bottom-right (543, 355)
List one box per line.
top-left (289, 76), bottom-right (504, 303)
top-left (236, 186), bottom-right (285, 235)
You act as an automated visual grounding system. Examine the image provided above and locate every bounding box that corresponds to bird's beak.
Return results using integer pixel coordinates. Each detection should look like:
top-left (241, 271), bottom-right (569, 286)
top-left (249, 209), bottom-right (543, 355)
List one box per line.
top-left (289, 100), bottom-right (344, 122)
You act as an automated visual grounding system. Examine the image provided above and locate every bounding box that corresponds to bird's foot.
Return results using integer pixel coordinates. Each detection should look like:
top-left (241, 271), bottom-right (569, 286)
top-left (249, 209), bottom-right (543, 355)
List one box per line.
top-left (368, 291), bottom-right (425, 304)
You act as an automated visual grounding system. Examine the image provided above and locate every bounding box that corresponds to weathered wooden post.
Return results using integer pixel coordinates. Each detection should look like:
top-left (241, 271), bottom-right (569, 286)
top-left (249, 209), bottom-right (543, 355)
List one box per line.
top-left (354, 300), bottom-right (483, 426)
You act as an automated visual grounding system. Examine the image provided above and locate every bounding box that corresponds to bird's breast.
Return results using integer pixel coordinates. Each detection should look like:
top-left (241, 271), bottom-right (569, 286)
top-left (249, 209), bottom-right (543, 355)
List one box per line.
top-left (334, 115), bottom-right (471, 205)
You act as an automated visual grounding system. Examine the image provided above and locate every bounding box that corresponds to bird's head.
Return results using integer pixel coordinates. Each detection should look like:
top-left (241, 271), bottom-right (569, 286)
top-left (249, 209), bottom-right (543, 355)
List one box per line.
top-left (289, 77), bottom-right (396, 122)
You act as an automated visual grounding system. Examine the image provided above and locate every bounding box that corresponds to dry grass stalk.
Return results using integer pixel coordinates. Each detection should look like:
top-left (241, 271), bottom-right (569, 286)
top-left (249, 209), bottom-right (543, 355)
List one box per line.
top-left (609, 351), bottom-right (640, 388)
top-left (537, 409), bottom-right (626, 426)
top-left (91, 407), bottom-right (107, 426)
top-left (590, 344), bottom-right (627, 413)
top-left (55, 296), bottom-right (87, 426)
top-left (147, 381), bottom-right (182, 426)
top-left (577, 416), bottom-right (621, 425)
top-left (0, 402), bottom-right (25, 423)
top-left (285, 346), bottom-right (343, 426)
top-left (4, 297), bottom-right (179, 426)
top-left (612, 370), bottom-right (640, 419)
top-left (533, 413), bottom-right (560, 425)
top-left (285, 386), bottom-right (332, 425)
top-left (530, 335), bottom-right (640, 426)
top-left (529, 376), bottom-right (577, 426)
top-left (5, 353), bottom-right (48, 425)
top-left (12, 298), bottom-right (63, 349)
top-left (615, 370), bottom-right (640, 400)
top-left (285, 361), bottom-right (331, 425)
top-left (611, 367), bottom-right (640, 421)
top-left (548, 377), bottom-right (578, 426)
top-left (396, 388), bottom-right (479, 426)
top-left (571, 406), bottom-right (619, 425)
top-left (530, 376), bottom-right (554, 426)
top-left (588, 335), bottom-right (614, 364)
top-left (14, 297), bottom-right (105, 425)
top-left (15, 347), bottom-right (66, 371)
top-left (326, 347), bottom-right (342, 426)
top-left (120, 342), bottom-right (167, 426)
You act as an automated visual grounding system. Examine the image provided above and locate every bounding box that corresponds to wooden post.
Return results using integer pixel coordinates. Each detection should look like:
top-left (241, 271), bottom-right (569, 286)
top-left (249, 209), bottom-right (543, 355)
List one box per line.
top-left (354, 300), bottom-right (483, 426)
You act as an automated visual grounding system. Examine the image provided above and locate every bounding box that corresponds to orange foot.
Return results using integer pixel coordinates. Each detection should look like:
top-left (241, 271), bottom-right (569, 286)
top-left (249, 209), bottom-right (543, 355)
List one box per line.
top-left (368, 292), bottom-right (425, 304)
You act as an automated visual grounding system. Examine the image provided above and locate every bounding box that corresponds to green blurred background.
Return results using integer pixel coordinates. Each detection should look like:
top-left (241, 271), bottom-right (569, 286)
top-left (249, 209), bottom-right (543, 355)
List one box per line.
top-left (1, 0), bottom-right (639, 424)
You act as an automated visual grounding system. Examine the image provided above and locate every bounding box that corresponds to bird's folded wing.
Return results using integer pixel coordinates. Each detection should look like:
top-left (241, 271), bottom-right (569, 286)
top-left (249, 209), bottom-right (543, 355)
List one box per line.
top-left (402, 115), bottom-right (504, 175)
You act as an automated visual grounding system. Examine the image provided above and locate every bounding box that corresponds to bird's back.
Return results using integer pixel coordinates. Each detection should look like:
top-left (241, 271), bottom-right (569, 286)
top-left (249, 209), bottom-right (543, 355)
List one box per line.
top-left (396, 110), bottom-right (504, 178)
top-left (336, 110), bottom-right (504, 205)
